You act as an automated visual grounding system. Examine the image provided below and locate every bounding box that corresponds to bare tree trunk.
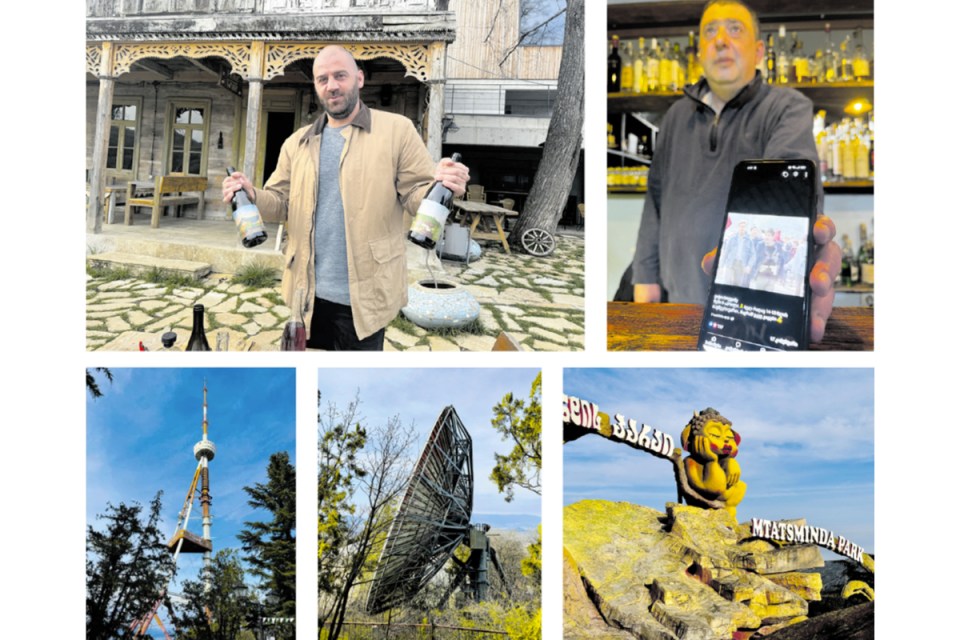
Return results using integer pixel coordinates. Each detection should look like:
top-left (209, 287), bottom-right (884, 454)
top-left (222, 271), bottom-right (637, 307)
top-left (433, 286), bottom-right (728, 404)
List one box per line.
top-left (509, 0), bottom-right (584, 246)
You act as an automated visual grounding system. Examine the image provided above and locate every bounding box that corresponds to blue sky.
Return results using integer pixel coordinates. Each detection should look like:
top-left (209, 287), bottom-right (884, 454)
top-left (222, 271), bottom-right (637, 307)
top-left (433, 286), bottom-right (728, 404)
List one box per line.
top-left (563, 368), bottom-right (874, 553)
top-left (86, 368), bottom-right (296, 585)
top-left (317, 368), bottom-right (541, 532)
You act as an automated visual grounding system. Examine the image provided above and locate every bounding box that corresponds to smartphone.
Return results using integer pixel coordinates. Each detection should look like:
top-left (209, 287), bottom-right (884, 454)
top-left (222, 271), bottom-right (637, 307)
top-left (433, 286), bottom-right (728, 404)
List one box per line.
top-left (698, 159), bottom-right (817, 351)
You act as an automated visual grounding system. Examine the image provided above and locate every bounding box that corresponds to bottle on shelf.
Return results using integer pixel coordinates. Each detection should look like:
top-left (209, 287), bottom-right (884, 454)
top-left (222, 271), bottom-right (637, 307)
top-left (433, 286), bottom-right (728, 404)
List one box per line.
top-left (687, 31), bottom-right (703, 86)
top-left (839, 234), bottom-right (853, 286)
top-left (621, 41), bottom-right (634, 93)
top-left (672, 42), bottom-right (685, 90)
top-left (658, 38), bottom-right (673, 92)
top-left (858, 222), bottom-right (874, 285)
top-left (765, 33), bottom-right (776, 84)
top-left (608, 35), bottom-right (622, 93)
top-left (776, 26), bottom-right (790, 84)
top-left (853, 27), bottom-right (871, 82)
top-left (408, 152), bottom-right (463, 250)
top-left (823, 23), bottom-right (838, 83)
top-left (186, 304), bottom-right (212, 351)
top-left (839, 36), bottom-right (854, 81)
top-left (646, 38), bottom-right (661, 92)
top-left (633, 37), bottom-right (648, 93)
top-left (226, 166), bottom-right (268, 248)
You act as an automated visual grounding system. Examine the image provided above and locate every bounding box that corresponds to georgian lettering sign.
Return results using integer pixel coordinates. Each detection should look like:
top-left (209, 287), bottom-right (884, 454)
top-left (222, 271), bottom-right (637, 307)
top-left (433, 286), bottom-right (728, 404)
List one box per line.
top-left (562, 394), bottom-right (674, 459)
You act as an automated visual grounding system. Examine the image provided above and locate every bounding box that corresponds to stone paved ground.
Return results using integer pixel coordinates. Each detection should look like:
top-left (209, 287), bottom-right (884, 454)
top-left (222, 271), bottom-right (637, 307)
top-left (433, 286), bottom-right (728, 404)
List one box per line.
top-left (86, 234), bottom-right (584, 351)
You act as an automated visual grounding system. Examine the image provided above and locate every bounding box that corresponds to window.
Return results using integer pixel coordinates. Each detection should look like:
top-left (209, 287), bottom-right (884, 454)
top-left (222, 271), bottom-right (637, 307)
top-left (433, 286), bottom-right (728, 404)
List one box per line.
top-left (165, 100), bottom-right (210, 175)
top-left (106, 99), bottom-right (141, 178)
top-left (519, 0), bottom-right (566, 46)
top-left (504, 89), bottom-right (556, 117)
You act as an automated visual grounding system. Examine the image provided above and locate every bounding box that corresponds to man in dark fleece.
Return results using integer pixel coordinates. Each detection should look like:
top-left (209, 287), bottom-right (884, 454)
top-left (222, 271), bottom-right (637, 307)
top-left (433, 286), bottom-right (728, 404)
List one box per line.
top-left (629, 0), bottom-right (841, 342)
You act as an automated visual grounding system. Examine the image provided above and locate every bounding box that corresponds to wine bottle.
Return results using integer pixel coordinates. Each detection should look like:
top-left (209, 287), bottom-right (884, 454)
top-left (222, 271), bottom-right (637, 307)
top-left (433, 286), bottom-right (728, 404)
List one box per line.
top-left (765, 33), bottom-right (776, 84)
top-left (281, 287), bottom-right (307, 351)
top-left (226, 166), bottom-right (268, 248)
top-left (408, 152), bottom-right (462, 250)
top-left (621, 41), bottom-right (634, 94)
top-left (186, 304), bottom-right (212, 351)
top-left (608, 36), bottom-right (622, 93)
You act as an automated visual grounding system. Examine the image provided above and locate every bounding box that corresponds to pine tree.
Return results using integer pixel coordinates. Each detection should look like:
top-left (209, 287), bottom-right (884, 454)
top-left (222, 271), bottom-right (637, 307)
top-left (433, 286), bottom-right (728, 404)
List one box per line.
top-left (171, 549), bottom-right (252, 640)
top-left (86, 492), bottom-right (175, 640)
top-left (489, 372), bottom-right (542, 500)
top-left (238, 451), bottom-right (296, 619)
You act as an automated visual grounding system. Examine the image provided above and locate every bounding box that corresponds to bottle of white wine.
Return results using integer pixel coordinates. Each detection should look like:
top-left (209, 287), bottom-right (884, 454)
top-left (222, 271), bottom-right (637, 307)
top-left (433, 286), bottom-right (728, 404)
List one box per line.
top-left (227, 166), bottom-right (267, 248)
top-left (408, 152), bottom-right (462, 250)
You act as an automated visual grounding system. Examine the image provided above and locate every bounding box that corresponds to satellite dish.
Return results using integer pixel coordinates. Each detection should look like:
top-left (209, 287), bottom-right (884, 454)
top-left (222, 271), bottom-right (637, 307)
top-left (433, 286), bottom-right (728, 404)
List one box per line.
top-left (366, 406), bottom-right (510, 614)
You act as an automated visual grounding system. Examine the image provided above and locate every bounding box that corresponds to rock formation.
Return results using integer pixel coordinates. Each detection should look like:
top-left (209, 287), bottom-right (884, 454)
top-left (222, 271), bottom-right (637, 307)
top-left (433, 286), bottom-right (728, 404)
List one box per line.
top-left (564, 500), bottom-right (835, 640)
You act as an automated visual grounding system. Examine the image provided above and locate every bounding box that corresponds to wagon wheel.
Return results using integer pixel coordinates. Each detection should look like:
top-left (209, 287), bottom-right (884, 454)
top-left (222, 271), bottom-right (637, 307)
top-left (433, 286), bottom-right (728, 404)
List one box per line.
top-left (520, 228), bottom-right (556, 256)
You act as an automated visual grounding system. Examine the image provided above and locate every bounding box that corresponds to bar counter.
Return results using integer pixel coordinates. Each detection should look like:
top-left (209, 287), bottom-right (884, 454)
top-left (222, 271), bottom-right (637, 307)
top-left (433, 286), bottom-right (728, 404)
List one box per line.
top-left (607, 303), bottom-right (874, 351)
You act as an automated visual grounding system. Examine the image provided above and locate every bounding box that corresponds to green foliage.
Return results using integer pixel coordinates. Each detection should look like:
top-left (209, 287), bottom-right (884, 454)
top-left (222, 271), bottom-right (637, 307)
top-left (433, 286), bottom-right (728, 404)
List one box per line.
top-left (489, 372), bottom-right (542, 501)
top-left (521, 526), bottom-right (541, 584)
top-left (143, 266), bottom-right (198, 289)
top-left (87, 263), bottom-right (133, 280)
top-left (172, 549), bottom-right (251, 640)
top-left (232, 261), bottom-right (280, 288)
top-left (238, 451), bottom-right (296, 618)
top-left (86, 368), bottom-right (114, 399)
top-left (86, 492), bottom-right (175, 640)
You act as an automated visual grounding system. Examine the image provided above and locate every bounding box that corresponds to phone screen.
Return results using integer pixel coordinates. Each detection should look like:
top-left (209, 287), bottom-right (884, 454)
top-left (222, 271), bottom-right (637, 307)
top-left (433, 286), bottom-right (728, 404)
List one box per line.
top-left (698, 160), bottom-right (816, 351)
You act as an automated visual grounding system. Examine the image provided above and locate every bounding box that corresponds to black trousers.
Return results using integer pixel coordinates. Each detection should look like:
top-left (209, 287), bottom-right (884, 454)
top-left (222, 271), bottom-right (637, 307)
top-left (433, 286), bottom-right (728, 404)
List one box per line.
top-left (307, 297), bottom-right (385, 351)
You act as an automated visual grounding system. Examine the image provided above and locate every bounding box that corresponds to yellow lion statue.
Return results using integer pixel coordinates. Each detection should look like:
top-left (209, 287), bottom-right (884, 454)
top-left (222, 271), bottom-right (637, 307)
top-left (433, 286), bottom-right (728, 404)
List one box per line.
top-left (680, 408), bottom-right (747, 519)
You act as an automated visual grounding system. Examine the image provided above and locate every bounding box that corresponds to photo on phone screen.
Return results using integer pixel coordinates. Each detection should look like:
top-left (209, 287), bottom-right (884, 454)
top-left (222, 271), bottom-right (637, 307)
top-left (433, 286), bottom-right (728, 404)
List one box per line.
top-left (698, 160), bottom-right (816, 352)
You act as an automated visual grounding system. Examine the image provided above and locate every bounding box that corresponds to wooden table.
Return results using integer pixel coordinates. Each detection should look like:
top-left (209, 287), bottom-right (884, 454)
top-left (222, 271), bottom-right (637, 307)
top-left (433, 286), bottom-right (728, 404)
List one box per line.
top-left (607, 302), bottom-right (874, 351)
top-left (452, 199), bottom-right (516, 254)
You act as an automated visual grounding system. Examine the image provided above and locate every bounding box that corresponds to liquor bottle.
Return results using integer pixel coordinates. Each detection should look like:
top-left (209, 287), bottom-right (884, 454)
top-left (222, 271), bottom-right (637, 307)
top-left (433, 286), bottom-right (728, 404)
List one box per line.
top-left (858, 222), bottom-right (874, 285)
top-left (226, 166), bottom-right (268, 248)
top-left (608, 35), bottom-right (622, 93)
top-left (687, 32), bottom-right (703, 85)
top-left (854, 118), bottom-right (870, 179)
top-left (621, 41), bottom-right (634, 94)
top-left (776, 26), bottom-right (790, 84)
top-left (672, 42), bottom-right (685, 89)
top-left (811, 49), bottom-right (824, 84)
top-left (823, 23), bottom-right (838, 83)
top-left (281, 287), bottom-right (307, 351)
top-left (186, 304), bottom-right (212, 351)
top-left (408, 152), bottom-right (462, 250)
top-left (658, 39), bottom-right (673, 92)
top-left (765, 33), bottom-right (776, 84)
top-left (646, 38), bottom-right (661, 92)
top-left (633, 38), bottom-right (647, 93)
top-left (840, 235), bottom-right (853, 286)
top-left (607, 122), bottom-right (616, 149)
top-left (852, 28), bottom-right (871, 81)
top-left (839, 37), bottom-right (854, 81)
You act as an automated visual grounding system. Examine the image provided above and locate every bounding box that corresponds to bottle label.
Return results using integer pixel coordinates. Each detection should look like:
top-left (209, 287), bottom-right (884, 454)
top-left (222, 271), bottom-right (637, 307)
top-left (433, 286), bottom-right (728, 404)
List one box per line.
top-left (410, 198), bottom-right (450, 245)
top-left (233, 203), bottom-right (265, 239)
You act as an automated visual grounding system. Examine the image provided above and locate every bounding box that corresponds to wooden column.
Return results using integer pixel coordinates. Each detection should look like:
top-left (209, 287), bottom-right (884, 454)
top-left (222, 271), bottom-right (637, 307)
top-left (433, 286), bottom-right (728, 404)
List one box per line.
top-left (243, 41), bottom-right (265, 182)
top-left (425, 42), bottom-right (447, 160)
top-left (88, 42), bottom-right (115, 234)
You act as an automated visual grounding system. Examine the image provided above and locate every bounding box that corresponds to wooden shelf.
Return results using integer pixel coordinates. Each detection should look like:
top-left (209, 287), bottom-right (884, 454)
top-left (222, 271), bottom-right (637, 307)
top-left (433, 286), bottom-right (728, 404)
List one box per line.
top-left (609, 81), bottom-right (873, 122)
top-left (609, 0), bottom-right (873, 34)
top-left (608, 181), bottom-right (873, 195)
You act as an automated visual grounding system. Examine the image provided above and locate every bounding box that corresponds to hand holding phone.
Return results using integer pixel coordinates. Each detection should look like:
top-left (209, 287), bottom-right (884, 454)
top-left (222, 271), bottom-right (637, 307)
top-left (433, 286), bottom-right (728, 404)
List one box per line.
top-left (698, 160), bottom-right (818, 351)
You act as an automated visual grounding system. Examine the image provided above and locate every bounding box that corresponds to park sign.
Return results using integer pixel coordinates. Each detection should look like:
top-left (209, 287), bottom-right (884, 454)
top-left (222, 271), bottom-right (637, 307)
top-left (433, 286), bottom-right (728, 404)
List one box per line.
top-left (561, 394), bottom-right (674, 459)
top-left (750, 517), bottom-right (871, 568)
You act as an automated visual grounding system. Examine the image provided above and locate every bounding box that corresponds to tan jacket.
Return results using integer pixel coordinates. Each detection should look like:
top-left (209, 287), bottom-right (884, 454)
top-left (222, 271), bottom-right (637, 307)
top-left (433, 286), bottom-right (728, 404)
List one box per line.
top-left (254, 103), bottom-right (435, 340)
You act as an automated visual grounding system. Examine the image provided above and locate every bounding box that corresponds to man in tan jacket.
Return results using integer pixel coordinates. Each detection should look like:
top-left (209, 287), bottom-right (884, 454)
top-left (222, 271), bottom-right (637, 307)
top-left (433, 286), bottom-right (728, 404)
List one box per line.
top-left (223, 46), bottom-right (469, 350)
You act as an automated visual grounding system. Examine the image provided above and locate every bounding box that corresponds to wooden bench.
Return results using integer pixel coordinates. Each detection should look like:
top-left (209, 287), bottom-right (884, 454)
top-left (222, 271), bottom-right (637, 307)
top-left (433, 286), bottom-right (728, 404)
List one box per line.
top-left (124, 175), bottom-right (208, 228)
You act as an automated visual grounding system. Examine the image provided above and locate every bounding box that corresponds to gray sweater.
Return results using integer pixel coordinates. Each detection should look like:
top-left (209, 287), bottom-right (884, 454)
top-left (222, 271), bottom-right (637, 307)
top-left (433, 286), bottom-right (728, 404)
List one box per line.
top-left (631, 74), bottom-right (823, 304)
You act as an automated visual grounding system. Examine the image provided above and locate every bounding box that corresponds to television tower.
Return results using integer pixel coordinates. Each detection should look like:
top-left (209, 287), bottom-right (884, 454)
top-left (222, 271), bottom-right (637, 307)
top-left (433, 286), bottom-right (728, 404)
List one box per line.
top-left (131, 382), bottom-right (216, 638)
